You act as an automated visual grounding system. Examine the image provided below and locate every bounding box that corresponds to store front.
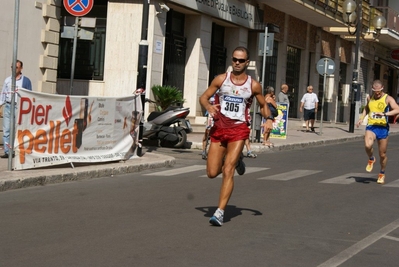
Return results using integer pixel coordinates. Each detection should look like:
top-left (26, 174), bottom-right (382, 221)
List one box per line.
top-left (55, 0), bottom-right (261, 123)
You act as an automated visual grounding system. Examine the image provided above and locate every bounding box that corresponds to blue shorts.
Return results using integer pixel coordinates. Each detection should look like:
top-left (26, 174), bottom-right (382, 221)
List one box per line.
top-left (366, 125), bottom-right (389, 140)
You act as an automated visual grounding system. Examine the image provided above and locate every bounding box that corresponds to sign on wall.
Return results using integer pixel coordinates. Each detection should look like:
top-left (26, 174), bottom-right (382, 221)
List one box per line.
top-left (14, 89), bottom-right (142, 170)
top-left (391, 49), bottom-right (399, 61)
top-left (170, 0), bottom-right (255, 29)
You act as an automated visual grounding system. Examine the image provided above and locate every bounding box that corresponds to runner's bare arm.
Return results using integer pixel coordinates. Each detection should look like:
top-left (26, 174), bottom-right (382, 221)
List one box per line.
top-left (377, 95), bottom-right (399, 117)
top-left (199, 74), bottom-right (225, 116)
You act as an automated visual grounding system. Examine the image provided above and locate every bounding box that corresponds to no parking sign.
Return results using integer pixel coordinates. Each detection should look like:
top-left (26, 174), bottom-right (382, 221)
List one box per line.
top-left (63, 0), bottom-right (94, 17)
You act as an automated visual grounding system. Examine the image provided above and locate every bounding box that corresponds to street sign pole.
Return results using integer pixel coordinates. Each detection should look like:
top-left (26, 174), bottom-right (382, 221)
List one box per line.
top-left (63, 0), bottom-right (94, 95)
top-left (251, 26), bottom-right (268, 143)
top-left (316, 58), bottom-right (335, 135)
top-left (70, 16), bottom-right (79, 95)
top-left (320, 60), bottom-right (328, 135)
top-left (8, 0), bottom-right (20, 170)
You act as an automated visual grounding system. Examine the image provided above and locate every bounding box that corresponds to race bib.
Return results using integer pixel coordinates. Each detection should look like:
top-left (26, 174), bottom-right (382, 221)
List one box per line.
top-left (220, 95), bottom-right (244, 119)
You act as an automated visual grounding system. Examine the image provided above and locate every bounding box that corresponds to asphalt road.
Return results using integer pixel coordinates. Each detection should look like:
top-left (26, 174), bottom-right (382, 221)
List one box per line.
top-left (1, 137), bottom-right (399, 267)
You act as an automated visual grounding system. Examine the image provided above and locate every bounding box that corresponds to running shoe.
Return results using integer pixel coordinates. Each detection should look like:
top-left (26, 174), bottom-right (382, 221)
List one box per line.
top-left (236, 153), bottom-right (246, 175)
top-left (201, 151), bottom-right (207, 160)
top-left (247, 151), bottom-right (257, 158)
top-left (366, 157), bottom-right (375, 172)
top-left (377, 173), bottom-right (385, 184)
top-left (209, 210), bottom-right (223, 226)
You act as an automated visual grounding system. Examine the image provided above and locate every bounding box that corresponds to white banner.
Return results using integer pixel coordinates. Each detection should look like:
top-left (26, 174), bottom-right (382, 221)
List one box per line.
top-left (13, 89), bottom-right (142, 170)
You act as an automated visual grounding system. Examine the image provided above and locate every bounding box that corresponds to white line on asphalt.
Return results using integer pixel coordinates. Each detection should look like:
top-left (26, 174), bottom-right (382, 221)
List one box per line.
top-left (320, 173), bottom-right (376, 184)
top-left (199, 167), bottom-right (269, 178)
top-left (258, 170), bottom-right (322, 181)
top-left (383, 179), bottom-right (399, 188)
top-left (383, 235), bottom-right (399, 242)
top-left (317, 218), bottom-right (399, 267)
top-left (144, 165), bottom-right (205, 176)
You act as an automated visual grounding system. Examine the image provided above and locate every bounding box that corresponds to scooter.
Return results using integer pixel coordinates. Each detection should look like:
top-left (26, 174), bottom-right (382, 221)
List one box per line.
top-left (143, 98), bottom-right (192, 148)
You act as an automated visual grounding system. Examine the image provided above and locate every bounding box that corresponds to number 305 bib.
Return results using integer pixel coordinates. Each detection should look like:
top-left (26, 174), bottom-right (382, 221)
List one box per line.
top-left (220, 95), bottom-right (244, 119)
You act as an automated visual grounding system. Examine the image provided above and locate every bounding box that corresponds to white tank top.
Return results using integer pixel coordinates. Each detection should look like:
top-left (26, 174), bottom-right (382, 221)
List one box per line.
top-left (215, 72), bottom-right (253, 124)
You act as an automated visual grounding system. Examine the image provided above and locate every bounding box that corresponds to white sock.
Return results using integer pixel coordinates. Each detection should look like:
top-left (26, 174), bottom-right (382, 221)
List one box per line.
top-left (215, 208), bottom-right (224, 216)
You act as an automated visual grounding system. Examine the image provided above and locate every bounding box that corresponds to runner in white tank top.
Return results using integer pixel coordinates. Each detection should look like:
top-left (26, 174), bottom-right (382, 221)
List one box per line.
top-left (214, 71), bottom-right (253, 125)
top-left (199, 46), bottom-right (273, 226)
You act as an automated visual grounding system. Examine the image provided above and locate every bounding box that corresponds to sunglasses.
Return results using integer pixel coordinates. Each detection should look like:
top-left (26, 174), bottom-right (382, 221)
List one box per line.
top-left (232, 57), bottom-right (247, 63)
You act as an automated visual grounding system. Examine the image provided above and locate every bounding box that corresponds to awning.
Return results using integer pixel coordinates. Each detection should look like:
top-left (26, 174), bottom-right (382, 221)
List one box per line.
top-left (377, 58), bottom-right (399, 70)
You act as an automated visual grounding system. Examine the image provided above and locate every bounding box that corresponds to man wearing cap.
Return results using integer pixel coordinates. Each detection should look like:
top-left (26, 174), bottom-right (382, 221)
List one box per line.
top-left (356, 79), bottom-right (399, 184)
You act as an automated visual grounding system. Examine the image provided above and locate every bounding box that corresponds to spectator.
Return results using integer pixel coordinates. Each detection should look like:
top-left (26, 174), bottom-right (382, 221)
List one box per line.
top-left (299, 85), bottom-right (318, 132)
top-left (0, 60), bottom-right (32, 158)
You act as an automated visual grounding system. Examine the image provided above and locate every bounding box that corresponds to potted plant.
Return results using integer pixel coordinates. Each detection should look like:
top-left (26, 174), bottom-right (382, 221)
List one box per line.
top-left (151, 85), bottom-right (185, 111)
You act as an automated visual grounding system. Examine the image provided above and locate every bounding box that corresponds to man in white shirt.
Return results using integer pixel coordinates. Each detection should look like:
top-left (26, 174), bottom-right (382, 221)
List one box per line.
top-left (299, 85), bottom-right (319, 132)
top-left (0, 60), bottom-right (32, 158)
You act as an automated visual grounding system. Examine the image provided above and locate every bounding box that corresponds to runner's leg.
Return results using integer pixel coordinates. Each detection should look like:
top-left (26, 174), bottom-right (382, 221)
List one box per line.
top-left (206, 141), bottom-right (226, 178)
top-left (217, 139), bottom-right (245, 210)
top-left (377, 137), bottom-right (388, 172)
top-left (364, 130), bottom-right (375, 159)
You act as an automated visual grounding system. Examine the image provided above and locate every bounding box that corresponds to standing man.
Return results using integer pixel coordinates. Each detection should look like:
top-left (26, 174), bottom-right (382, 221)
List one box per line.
top-left (356, 80), bottom-right (399, 184)
top-left (199, 46), bottom-right (272, 226)
top-left (277, 83), bottom-right (289, 104)
top-left (0, 60), bottom-right (32, 158)
top-left (299, 85), bottom-right (319, 132)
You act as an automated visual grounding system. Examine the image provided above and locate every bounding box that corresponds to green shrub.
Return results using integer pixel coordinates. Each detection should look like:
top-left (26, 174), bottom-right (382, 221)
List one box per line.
top-left (151, 85), bottom-right (185, 111)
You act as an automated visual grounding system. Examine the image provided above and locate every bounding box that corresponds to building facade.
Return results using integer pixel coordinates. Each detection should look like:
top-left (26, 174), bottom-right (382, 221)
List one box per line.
top-left (1, 0), bottom-right (399, 128)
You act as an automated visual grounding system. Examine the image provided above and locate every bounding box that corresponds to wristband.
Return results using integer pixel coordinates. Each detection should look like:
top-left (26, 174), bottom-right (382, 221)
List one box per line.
top-left (266, 116), bottom-right (274, 121)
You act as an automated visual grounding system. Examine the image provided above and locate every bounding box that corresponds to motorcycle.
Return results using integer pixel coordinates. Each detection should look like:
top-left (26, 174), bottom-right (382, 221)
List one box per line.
top-left (143, 98), bottom-right (192, 148)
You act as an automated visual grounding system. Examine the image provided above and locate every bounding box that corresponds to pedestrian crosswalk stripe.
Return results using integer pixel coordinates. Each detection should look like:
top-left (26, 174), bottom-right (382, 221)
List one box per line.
top-left (320, 173), bottom-right (376, 184)
top-left (383, 179), bottom-right (399, 188)
top-left (258, 170), bottom-right (322, 181)
top-left (199, 167), bottom-right (269, 178)
top-left (143, 166), bottom-right (399, 187)
top-left (144, 165), bottom-right (205, 176)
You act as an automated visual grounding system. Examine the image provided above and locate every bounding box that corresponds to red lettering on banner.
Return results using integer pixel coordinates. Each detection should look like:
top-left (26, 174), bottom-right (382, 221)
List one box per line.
top-left (18, 97), bottom-right (52, 125)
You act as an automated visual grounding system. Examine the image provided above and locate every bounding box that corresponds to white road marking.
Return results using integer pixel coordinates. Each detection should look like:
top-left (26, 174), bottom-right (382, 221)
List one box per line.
top-left (317, 218), bottom-right (399, 267)
top-left (383, 179), bottom-right (399, 188)
top-left (258, 170), bottom-right (322, 181)
top-left (144, 165), bottom-right (205, 176)
top-left (199, 167), bottom-right (269, 178)
top-left (383, 235), bottom-right (399, 242)
top-left (320, 173), bottom-right (376, 184)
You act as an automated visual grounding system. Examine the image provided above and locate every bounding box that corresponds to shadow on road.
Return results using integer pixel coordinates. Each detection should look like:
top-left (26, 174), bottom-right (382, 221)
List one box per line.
top-left (195, 205), bottom-right (262, 223)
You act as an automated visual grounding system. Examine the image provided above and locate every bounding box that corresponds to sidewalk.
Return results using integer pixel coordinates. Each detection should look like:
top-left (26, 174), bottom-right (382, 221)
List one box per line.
top-left (1, 119), bottom-right (399, 192)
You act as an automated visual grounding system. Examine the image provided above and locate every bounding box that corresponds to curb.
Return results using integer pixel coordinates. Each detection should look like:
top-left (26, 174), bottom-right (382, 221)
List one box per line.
top-left (0, 153), bottom-right (176, 192)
